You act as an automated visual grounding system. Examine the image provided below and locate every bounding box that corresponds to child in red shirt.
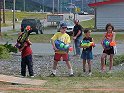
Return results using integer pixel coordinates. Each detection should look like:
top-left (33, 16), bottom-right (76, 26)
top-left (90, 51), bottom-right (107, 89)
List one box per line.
top-left (19, 35), bottom-right (34, 77)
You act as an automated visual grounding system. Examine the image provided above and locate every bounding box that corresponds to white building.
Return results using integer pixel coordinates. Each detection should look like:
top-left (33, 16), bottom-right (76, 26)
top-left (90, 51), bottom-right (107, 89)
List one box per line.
top-left (89, 0), bottom-right (124, 30)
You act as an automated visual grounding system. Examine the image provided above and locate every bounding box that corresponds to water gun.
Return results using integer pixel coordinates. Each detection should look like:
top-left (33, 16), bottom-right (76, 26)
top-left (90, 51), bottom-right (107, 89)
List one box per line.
top-left (15, 26), bottom-right (32, 49)
top-left (54, 40), bottom-right (73, 52)
top-left (80, 40), bottom-right (95, 47)
top-left (103, 39), bottom-right (116, 48)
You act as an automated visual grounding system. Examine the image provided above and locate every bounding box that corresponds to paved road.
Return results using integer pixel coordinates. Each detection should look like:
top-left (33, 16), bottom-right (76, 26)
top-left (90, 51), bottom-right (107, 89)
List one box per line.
top-left (30, 43), bottom-right (123, 56)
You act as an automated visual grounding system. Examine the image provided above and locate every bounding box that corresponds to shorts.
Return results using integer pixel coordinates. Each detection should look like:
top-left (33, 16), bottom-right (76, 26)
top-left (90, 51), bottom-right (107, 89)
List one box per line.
top-left (81, 50), bottom-right (93, 60)
top-left (54, 53), bottom-right (70, 61)
top-left (103, 47), bottom-right (114, 55)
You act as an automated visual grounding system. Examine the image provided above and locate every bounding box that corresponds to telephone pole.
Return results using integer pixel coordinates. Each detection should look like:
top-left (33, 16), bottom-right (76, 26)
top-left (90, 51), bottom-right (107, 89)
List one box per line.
top-left (0, 1), bottom-right (2, 36)
top-left (23, 0), bottom-right (25, 11)
top-left (13, 0), bottom-right (15, 30)
top-left (57, 0), bottom-right (59, 13)
top-left (3, 0), bottom-right (5, 23)
top-left (52, 0), bottom-right (54, 14)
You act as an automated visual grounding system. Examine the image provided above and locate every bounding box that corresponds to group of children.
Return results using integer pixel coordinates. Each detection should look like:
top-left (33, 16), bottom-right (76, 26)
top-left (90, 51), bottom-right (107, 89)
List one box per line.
top-left (18, 23), bottom-right (116, 77)
top-left (50, 23), bottom-right (116, 77)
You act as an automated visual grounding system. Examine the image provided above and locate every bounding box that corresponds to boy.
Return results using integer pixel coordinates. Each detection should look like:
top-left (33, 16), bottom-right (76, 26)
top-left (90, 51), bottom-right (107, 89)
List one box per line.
top-left (80, 29), bottom-right (94, 76)
top-left (18, 32), bottom-right (34, 77)
top-left (50, 23), bottom-right (74, 77)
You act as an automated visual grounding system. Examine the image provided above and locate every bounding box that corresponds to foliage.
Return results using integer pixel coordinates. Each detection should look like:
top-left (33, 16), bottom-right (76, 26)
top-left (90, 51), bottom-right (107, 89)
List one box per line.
top-left (113, 55), bottom-right (124, 66)
top-left (0, 45), bottom-right (10, 59)
top-left (106, 54), bottom-right (124, 66)
top-left (4, 42), bottom-right (18, 53)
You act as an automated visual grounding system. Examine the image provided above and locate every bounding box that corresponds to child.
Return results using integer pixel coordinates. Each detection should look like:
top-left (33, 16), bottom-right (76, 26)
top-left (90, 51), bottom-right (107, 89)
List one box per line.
top-left (80, 28), bottom-right (94, 76)
top-left (50, 23), bottom-right (74, 77)
top-left (18, 32), bottom-right (34, 77)
top-left (101, 23), bottom-right (116, 73)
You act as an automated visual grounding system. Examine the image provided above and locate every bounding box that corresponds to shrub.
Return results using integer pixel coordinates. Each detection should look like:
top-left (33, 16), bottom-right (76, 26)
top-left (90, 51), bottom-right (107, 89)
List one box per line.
top-left (4, 42), bottom-right (18, 53)
top-left (113, 55), bottom-right (124, 66)
top-left (0, 45), bottom-right (10, 59)
top-left (106, 54), bottom-right (124, 66)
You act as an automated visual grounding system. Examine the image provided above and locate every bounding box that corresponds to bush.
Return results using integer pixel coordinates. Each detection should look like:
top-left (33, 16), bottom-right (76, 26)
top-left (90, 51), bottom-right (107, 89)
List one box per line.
top-left (4, 42), bottom-right (18, 53)
top-left (113, 55), bottom-right (124, 66)
top-left (0, 45), bottom-right (10, 59)
top-left (106, 54), bottom-right (124, 66)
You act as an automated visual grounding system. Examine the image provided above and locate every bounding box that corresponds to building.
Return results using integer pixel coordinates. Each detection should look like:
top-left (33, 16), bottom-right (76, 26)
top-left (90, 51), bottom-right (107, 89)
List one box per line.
top-left (88, 0), bottom-right (124, 30)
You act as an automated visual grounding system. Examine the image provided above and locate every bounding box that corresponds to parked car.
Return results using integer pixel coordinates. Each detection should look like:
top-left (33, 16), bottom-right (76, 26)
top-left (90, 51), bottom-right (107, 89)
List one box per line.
top-left (57, 20), bottom-right (74, 36)
top-left (78, 11), bottom-right (88, 15)
top-left (21, 18), bottom-right (43, 34)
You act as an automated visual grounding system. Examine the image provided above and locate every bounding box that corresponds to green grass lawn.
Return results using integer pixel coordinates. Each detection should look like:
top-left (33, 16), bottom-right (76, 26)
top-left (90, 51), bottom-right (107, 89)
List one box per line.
top-left (1, 11), bottom-right (46, 27)
top-left (80, 18), bottom-right (95, 29)
top-left (0, 72), bottom-right (124, 93)
top-left (2, 33), bottom-right (124, 44)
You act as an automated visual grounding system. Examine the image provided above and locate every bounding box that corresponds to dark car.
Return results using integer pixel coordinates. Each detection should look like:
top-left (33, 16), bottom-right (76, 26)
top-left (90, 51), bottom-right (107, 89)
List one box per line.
top-left (21, 18), bottom-right (43, 34)
top-left (78, 11), bottom-right (88, 15)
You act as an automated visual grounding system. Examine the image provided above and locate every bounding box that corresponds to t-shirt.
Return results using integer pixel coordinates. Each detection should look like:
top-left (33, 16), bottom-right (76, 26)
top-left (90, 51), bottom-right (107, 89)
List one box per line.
top-left (21, 41), bottom-right (32, 58)
top-left (83, 37), bottom-right (92, 51)
top-left (51, 32), bottom-right (71, 54)
top-left (73, 24), bottom-right (83, 37)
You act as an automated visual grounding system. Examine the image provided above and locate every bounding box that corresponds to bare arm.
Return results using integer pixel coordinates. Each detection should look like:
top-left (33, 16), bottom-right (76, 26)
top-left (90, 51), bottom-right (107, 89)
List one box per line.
top-left (73, 30), bottom-right (81, 40)
top-left (27, 38), bottom-right (32, 45)
top-left (101, 33), bottom-right (106, 49)
top-left (51, 39), bottom-right (58, 51)
top-left (112, 32), bottom-right (116, 41)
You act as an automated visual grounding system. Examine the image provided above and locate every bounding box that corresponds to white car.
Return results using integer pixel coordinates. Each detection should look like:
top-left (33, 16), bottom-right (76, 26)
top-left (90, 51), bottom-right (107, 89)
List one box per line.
top-left (57, 20), bottom-right (74, 36)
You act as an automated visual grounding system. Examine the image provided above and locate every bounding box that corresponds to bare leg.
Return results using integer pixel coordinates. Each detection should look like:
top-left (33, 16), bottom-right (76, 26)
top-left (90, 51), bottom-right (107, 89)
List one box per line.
top-left (83, 59), bottom-right (86, 72)
top-left (101, 53), bottom-right (107, 71)
top-left (52, 60), bottom-right (58, 75)
top-left (65, 61), bottom-right (73, 75)
top-left (109, 54), bottom-right (114, 70)
top-left (65, 61), bottom-right (72, 69)
top-left (87, 59), bottom-right (92, 73)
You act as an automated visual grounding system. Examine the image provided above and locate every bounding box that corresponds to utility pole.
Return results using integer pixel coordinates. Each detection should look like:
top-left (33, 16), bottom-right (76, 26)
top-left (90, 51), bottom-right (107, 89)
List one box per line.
top-left (13, 0), bottom-right (15, 30)
top-left (70, 0), bottom-right (72, 13)
top-left (43, 0), bottom-right (44, 12)
top-left (57, 0), bottom-right (59, 14)
top-left (94, 0), bottom-right (97, 29)
top-left (23, 0), bottom-right (25, 11)
top-left (82, 0), bottom-right (83, 12)
top-left (3, 0), bottom-right (5, 23)
top-left (0, 2), bottom-right (1, 34)
top-left (52, 0), bottom-right (54, 14)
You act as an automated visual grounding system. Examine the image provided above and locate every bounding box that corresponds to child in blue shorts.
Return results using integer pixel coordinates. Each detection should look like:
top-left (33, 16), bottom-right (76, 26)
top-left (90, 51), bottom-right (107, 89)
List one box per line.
top-left (80, 28), bottom-right (94, 76)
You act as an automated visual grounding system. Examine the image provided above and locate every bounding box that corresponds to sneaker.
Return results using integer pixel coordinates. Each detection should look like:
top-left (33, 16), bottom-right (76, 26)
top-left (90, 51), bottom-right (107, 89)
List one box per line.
top-left (69, 74), bottom-right (74, 77)
top-left (49, 73), bottom-right (56, 77)
top-left (21, 75), bottom-right (25, 78)
top-left (82, 72), bottom-right (87, 76)
top-left (88, 72), bottom-right (92, 76)
top-left (100, 69), bottom-right (106, 73)
top-left (30, 76), bottom-right (34, 78)
top-left (107, 70), bottom-right (113, 74)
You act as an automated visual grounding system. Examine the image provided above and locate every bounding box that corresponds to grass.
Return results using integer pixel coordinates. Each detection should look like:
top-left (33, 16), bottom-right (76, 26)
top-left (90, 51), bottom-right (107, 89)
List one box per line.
top-left (80, 18), bottom-right (95, 29)
top-left (2, 32), bottom-right (124, 44)
top-left (1, 11), bottom-right (46, 27)
top-left (0, 72), bottom-right (124, 93)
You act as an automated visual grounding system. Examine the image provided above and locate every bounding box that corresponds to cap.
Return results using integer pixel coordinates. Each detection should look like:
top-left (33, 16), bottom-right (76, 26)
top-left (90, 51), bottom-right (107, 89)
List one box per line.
top-left (60, 23), bottom-right (67, 28)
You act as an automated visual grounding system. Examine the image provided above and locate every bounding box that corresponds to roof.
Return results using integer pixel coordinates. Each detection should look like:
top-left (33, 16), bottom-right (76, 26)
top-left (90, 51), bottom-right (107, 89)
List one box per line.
top-left (88, 0), bottom-right (124, 7)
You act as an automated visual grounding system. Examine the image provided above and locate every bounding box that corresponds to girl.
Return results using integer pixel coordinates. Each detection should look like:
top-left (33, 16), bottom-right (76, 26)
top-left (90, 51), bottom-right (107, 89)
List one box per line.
top-left (101, 23), bottom-right (116, 73)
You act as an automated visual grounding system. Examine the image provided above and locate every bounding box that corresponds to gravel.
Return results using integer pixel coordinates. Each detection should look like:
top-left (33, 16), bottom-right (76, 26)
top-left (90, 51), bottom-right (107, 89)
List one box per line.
top-left (0, 54), bottom-right (124, 77)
